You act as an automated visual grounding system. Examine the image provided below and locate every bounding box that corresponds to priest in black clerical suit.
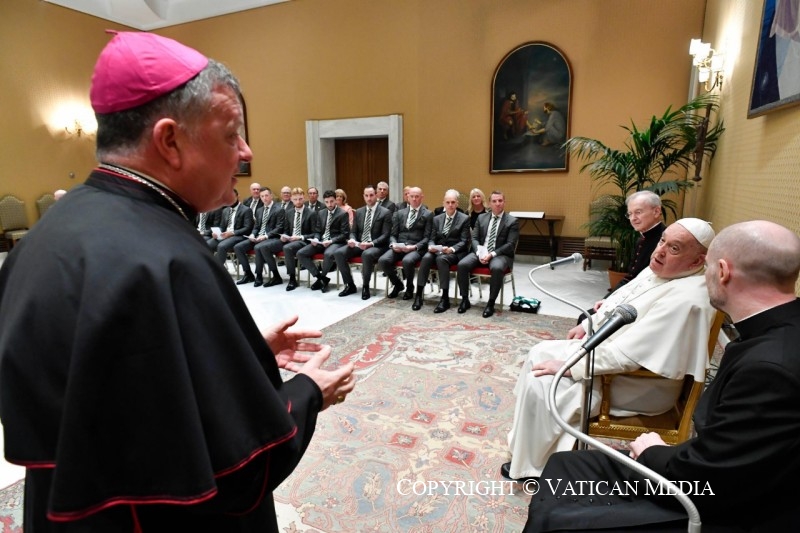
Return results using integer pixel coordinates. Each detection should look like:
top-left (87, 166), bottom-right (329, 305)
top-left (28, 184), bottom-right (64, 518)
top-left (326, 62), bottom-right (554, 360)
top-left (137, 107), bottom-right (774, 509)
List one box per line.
top-left (378, 187), bottom-right (433, 300)
top-left (414, 189), bottom-right (471, 312)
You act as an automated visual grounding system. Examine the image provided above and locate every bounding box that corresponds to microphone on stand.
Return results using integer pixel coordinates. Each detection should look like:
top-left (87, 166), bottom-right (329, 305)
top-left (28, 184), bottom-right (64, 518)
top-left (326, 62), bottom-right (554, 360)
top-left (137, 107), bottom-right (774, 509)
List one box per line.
top-left (566, 303), bottom-right (637, 365)
top-left (546, 303), bottom-right (703, 532)
top-left (547, 252), bottom-right (583, 270)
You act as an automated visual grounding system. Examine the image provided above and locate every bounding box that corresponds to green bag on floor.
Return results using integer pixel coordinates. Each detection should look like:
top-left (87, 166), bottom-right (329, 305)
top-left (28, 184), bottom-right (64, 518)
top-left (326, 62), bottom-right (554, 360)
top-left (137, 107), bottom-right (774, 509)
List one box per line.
top-left (509, 296), bottom-right (541, 314)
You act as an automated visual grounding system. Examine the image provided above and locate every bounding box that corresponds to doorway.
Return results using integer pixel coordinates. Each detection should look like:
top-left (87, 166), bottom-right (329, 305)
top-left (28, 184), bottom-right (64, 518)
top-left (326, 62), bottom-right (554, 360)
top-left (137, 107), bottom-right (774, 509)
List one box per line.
top-left (334, 138), bottom-right (389, 209)
top-left (305, 114), bottom-right (404, 205)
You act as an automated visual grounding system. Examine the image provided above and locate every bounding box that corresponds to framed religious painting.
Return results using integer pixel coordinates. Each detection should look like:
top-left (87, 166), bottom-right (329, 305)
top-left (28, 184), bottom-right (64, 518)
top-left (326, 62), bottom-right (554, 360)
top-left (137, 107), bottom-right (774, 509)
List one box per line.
top-left (748, 0), bottom-right (800, 118)
top-left (235, 93), bottom-right (252, 176)
top-left (490, 42), bottom-right (572, 173)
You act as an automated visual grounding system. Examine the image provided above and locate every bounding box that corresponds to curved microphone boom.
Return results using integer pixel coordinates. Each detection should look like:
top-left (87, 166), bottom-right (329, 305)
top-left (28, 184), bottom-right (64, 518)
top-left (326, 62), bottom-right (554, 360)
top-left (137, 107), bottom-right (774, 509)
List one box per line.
top-left (528, 253), bottom-right (589, 333)
top-left (547, 303), bottom-right (703, 533)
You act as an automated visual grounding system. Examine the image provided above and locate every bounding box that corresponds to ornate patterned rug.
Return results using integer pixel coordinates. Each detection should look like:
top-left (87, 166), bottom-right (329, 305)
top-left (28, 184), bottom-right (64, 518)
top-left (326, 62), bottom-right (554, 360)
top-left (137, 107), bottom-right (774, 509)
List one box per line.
top-left (274, 298), bottom-right (575, 532)
top-left (3, 299), bottom-right (714, 531)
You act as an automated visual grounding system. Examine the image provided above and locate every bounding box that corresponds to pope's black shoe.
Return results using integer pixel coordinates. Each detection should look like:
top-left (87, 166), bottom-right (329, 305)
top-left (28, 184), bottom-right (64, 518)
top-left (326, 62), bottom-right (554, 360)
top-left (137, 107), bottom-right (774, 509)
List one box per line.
top-left (500, 462), bottom-right (538, 482)
top-left (236, 275), bottom-right (255, 285)
top-left (457, 299), bottom-right (471, 314)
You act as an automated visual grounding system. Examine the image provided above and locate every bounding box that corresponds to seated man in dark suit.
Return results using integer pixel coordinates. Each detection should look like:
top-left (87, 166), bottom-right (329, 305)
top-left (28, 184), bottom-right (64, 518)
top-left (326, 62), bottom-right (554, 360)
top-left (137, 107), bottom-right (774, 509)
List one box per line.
top-left (375, 181), bottom-right (397, 213)
top-left (304, 186), bottom-right (324, 213)
top-left (249, 188), bottom-right (287, 286)
top-left (378, 187), bottom-right (433, 300)
top-left (208, 189), bottom-right (254, 267)
top-left (525, 220), bottom-right (800, 533)
top-left (260, 187), bottom-right (317, 290)
top-left (334, 185), bottom-right (392, 300)
top-left (233, 187), bottom-right (280, 286)
top-left (414, 189), bottom-right (471, 312)
top-left (297, 190), bottom-right (351, 293)
top-left (456, 190), bottom-right (519, 318)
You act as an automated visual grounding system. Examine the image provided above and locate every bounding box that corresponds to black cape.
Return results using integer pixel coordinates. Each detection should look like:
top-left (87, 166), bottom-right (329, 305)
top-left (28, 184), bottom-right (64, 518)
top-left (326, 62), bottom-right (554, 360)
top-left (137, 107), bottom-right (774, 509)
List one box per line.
top-left (0, 169), bottom-right (322, 531)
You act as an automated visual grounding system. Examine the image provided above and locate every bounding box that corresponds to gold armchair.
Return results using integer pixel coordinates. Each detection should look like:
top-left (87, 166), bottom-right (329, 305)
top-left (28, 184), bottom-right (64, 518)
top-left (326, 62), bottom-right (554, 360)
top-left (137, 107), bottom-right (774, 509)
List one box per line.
top-left (0, 195), bottom-right (30, 249)
top-left (587, 311), bottom-right (725, 445)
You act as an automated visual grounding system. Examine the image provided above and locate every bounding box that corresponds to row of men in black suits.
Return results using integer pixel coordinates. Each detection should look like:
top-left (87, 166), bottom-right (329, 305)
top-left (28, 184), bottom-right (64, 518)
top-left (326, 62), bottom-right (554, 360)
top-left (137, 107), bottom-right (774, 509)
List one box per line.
top-left (196, 184), bottom-right (518, 317)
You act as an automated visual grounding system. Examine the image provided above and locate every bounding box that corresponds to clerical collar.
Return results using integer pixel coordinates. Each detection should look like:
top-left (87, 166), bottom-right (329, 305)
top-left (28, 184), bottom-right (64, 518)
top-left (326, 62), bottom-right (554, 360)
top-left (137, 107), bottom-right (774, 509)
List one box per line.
top-left (642, 221), bottom-right (664, 235)
top-left (97, 162), bottom-right (190, 221)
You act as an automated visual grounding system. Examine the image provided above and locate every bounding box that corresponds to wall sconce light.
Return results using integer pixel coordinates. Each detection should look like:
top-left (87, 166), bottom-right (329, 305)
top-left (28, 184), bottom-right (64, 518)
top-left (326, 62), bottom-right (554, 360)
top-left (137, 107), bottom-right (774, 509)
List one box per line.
top-left (65, 119), bottom-right (91, 138)
top-left (50, 103), bottom-right (97, 140)
top-left (689, 38), bottom-right (724, 92)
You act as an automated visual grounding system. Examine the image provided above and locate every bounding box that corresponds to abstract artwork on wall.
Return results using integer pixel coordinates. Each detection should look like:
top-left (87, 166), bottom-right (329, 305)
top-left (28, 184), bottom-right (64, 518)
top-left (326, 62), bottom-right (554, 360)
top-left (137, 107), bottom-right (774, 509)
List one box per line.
top-left (749, 0), bottom-right (800, 118)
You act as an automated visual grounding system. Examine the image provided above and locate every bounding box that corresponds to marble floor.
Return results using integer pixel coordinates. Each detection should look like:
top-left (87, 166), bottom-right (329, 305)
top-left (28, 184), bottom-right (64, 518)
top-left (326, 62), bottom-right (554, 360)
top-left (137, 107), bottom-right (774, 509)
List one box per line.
top-left (0, 251), bottom-right (611, 489)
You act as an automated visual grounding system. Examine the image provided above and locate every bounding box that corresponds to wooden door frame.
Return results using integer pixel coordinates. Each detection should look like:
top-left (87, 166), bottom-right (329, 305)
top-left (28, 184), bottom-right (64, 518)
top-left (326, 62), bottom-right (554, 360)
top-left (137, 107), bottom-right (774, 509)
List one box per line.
top-left (305, 114), bottom-right (403, 201)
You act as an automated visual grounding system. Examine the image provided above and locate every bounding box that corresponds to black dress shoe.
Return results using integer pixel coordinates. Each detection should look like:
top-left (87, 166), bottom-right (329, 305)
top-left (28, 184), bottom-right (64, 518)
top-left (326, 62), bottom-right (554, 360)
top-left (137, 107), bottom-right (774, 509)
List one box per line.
top-left (320, 277), bottom-right (330, 293)
top-left (412, 294), bottom-right (424, 311)
top-left (264, 277), bottom-right (283, 287)
top-left (236, 275), bottom-right (255, 285)
top-left (500, 461), bottom-right (537, 482)
top-left (310, 278), bottom-right (323, 290)
top-left (434, 299), bottom-right (451, 313)
top-left (253, 279), bottom-right (263, 288)
top-left (388, 283), bottom-right (403, 299)
top-left (482, 303), bottom-right (495, 318)
top-left (457, 300), bottom-right (471, 314)
top-left (339, 284), bottom-right (357, 297)
top-left (286, 280), bottom-right (298, 291)
top-left (402, 290), bottom-right (414, 300)
top-left (362, 286), bottom-right (371, 300)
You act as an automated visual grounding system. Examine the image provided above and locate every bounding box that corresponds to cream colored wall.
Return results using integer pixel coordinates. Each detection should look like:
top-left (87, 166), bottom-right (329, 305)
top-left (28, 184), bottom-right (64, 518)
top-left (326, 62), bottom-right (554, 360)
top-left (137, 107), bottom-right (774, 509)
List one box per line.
top-left (2, 0), bottom-right (705, 235)
top-left (698, 0), bottom-right (800, 237)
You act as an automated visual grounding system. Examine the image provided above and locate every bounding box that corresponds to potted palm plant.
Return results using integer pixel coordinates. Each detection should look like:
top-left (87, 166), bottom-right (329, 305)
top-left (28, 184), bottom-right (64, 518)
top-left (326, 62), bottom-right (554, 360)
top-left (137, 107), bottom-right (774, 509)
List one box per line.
top-left (566, 93), bottom-right (724, 281)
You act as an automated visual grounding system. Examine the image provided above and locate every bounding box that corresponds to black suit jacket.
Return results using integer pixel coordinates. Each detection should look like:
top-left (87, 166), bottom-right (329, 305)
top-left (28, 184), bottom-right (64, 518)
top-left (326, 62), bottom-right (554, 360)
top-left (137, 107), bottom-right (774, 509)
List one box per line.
top-left (285, 207), bottom-right (316, 240)
top-left (314, 207), bottom-right (350, 244)
top-left (219, 203), bottom-right (254, 236)
top-left (428, 211), bottom-right (470, 254)
top-left (376, 198), bottom-right (397, 213)
top-left (472, 211), bottom-right (519, 258)
top-left (304, 200), bottom-right (324, 213)
top-left (252, 203), bottom-right (286, 238)
top-left (350, 205), bottom-right (391, 247)
top-left (390, 206), bottom-right (433, 251)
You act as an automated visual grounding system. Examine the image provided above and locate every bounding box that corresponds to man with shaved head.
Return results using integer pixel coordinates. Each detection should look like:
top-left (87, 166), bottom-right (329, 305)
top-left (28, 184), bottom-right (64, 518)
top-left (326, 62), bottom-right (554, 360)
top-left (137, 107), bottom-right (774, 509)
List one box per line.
top-left (525, 220), bottom-right (800, 532)
top-left (379, 186), bottom-right (433, 299)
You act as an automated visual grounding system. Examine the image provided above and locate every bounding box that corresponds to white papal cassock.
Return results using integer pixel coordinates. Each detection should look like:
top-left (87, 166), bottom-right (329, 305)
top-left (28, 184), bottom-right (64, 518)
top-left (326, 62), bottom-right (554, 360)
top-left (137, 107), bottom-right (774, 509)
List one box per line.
top-left (507, 267), bottom-right (716, 479)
